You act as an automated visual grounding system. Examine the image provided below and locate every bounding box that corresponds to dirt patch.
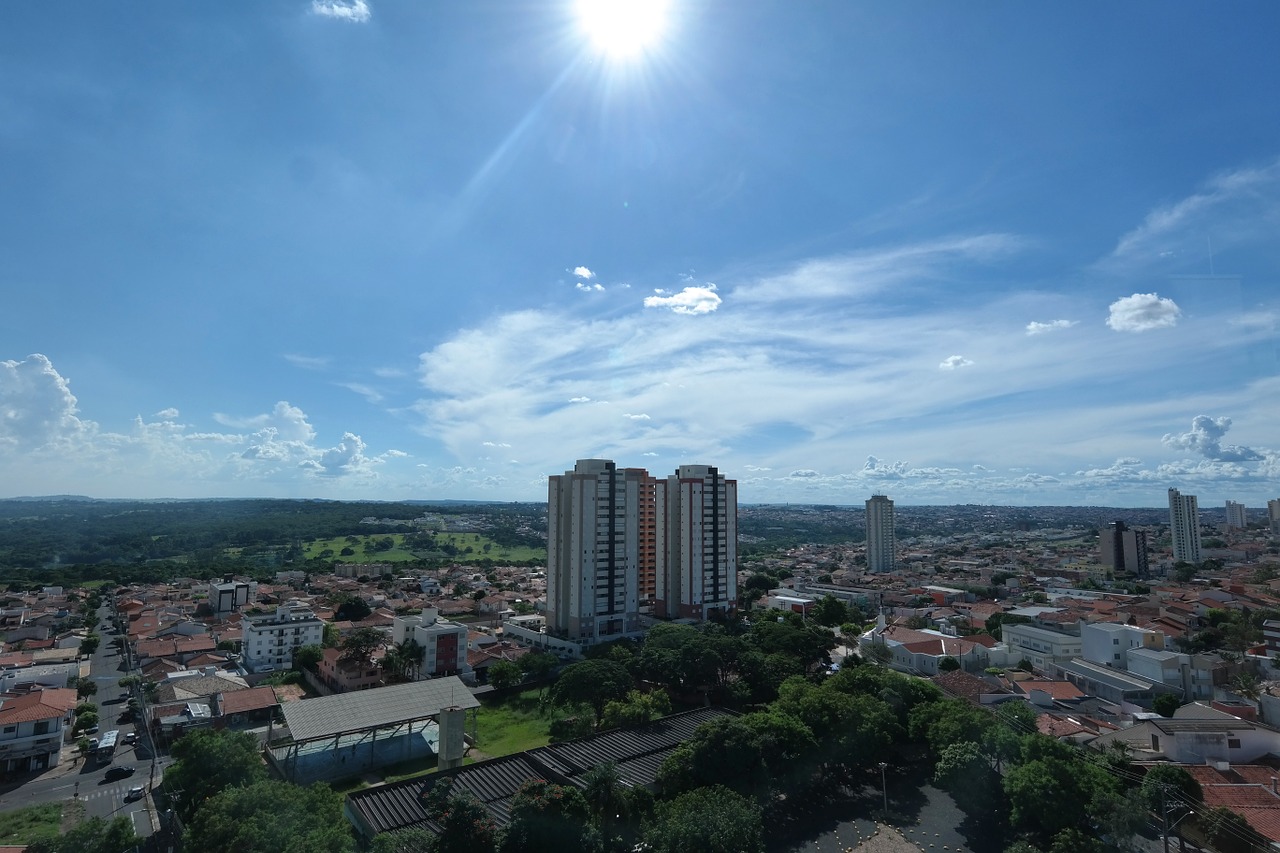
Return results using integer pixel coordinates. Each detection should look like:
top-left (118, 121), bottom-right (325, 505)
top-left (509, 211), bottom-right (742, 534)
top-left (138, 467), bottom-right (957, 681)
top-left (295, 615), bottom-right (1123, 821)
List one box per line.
top-left (855, 824), bottom-right (925, 852)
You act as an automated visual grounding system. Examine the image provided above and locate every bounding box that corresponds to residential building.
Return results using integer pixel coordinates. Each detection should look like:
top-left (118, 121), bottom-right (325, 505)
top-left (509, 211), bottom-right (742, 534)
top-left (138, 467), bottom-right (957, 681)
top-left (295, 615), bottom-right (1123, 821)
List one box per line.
top-left (1000, 622), bottom-right (1083, 671)
top-left (242, 601), bottom-right (325, 673)
top-left (1225, 500), bottom-right (1248, 530)
top-left (1080, 621), bottom-right (1165, 670)
top-left (1099, 521), bottom-right (1150, 576)
top-left (659, 464), bottom-right (738, 621)
top-left (865, 494), bottom-right (897, 573)
top-left (391, 611), bottom-right (468, 678)
top-left (1269, 498), bottom-right (1280, 536)
top-left (546, 459), bottom-right (648, 642)
top-left (316, 647), bottom-right (383, 693)
top-left (208, 579), bottom-right (254, 614)
top-left (0, 687), bottom-right (77, 772)
top-left (1168, 487), bottom-right (1203, 564)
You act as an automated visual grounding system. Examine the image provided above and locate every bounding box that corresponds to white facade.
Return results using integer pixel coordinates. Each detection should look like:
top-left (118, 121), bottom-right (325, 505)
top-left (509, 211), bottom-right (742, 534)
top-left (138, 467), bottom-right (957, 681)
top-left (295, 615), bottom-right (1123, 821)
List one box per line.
top-left (1080, 621), bottom-right (1165, 669)
top-left (1001, 622), bottom-right (1083, 670)
top-left (242, 601), bottom-right (325, 672)
top-left (1268, 498), bottom-right (1280, 536)
top-left (392, 611), bottom-right (468, 677)
top-left (1225, 500), bottom-right (1247, 530)
top-left (865, 495), bottom-right (897, 573)
top-left (1168, 488), bottom-right (1203, 564)
top-left (661, 465), bottom-right (737, 621)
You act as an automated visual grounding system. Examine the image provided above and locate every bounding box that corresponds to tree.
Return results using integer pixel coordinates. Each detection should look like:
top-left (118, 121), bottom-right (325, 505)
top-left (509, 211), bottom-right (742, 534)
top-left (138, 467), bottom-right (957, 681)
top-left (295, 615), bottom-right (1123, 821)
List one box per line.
top-left (1140, 764), bottom-right (1203, 809)
top-left (370, 828), bottom-right (437, 853)
top-left (582, 761), bottom-right (630, 846)
top-left (600, 689), bottom-right (672, 730)
top-left (814, 595), bottom-right (850, 627)
top-left (934, 740), bottom-right (1003, 817)
top-left (292, 644), bottom-right (324, 673)
top-left (381, 640), bottom-right (423, 684)
top-left (73, 711), bottom-right (99, 733)
top-left (1152, 692), bottom-right (1180, 717)
top-left (500, 778), bottom-right (593, 853)
top-left (75, 679), bottom-right (97, 700)
top-left (117, 675), bottom-right (141, 690)
top-left (165, 729), bottom-right (267, 822)
top-left (641, 785), bottom-right (764, 853)
top-left (427, 789), bottom-right (498, 853)
top-left (79, 633), bottom-right (101, 657)
top-left (74, 702), bottom-right (97, 717)
top-left (517, 651), bottom-right (558, 682)
top-left (938, 655), bottom-right (960, 672)
top-left (548, 659), bottom-right (634, 726)
top-left (27, 815), bottom-right (139, 853)
top-left (1200, 805), bottom-right (1269, 853)
top-left (333, 595), bottom-right (372, 623)
top-left (322, 621), bottom-right (340, 648)
top-left (339, 626), bottom-right (386, 665)
top-left (1003, 756), bottom-right (1117, 842)
top-left (183, 779), bottom-right (353, 853)
top-left (487, 660), bottom-right (523, 691)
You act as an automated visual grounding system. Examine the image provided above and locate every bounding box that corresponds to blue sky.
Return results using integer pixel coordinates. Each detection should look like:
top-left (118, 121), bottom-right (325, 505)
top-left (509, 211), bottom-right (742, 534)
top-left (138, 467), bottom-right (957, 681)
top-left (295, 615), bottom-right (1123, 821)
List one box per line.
top-left (2, 1), bottom-right (1278, 507)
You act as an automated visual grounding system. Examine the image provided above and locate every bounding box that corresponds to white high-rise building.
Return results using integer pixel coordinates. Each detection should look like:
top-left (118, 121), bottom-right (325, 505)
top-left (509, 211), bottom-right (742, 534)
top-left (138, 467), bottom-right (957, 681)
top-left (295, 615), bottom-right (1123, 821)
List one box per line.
top-left (1270, 499), bottom-right (1280, 536)
top-left (546, 459), bottom-right (647, 644)
top-left (865, 494), bottom-right (897, 572)
top-left (659, 465), bottom-right (737, 621)
top-left (1168, 488), bottom-right (1203, 565)
top-left (1225, 501), bottom-right (1247, 530)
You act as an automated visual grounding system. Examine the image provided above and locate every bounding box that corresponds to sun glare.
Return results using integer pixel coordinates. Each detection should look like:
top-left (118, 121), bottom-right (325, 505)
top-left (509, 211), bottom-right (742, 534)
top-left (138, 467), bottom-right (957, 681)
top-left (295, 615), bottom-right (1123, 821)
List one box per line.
top-left (576, 0), bottom-right (671, 59)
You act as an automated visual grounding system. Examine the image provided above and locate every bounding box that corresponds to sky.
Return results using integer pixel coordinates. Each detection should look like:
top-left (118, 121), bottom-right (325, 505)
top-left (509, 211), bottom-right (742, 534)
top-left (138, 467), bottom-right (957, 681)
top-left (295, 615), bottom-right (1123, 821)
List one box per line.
top-left (2, 2), bottom-right (1279, 508)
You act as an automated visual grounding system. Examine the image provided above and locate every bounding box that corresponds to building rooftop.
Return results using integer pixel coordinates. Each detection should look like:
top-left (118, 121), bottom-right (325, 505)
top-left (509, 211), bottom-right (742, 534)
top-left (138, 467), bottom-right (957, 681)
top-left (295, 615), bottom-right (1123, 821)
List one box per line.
top-left (281, 676), bottom-right (479, 743)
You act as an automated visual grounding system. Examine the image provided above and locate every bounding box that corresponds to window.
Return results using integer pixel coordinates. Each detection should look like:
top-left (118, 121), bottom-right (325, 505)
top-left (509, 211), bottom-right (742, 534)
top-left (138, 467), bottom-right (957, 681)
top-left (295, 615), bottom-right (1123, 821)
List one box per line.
top-left (2, 726), bottom-right (14, 734)
top-left (1229, 738), bottom-right (1241, 749)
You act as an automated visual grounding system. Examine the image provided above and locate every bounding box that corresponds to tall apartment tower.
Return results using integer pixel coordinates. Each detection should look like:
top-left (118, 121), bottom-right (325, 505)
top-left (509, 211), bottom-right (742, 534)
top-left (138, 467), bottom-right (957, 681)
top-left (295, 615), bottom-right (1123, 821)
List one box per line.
top-left (658, 465), bottom-right (737, 621)
top-left (1099, 521), bottom-right (1150, 577)
top-left (1168, 488), bottom-right (1203, 565)
top-left (1270, 499), bottom-right (1280, 536)
top-left (546, 459), bottom-right (647, 643)
top-left (1225, 501), bottom-right (1248, 530)
top-left (864, 494), bottom-right (897, 573)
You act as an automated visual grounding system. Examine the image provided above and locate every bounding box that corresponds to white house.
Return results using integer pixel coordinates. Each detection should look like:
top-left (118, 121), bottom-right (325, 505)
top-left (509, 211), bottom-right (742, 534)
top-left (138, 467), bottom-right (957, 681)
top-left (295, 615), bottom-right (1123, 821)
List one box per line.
top-left (0, 687), bottom-right (77, 772)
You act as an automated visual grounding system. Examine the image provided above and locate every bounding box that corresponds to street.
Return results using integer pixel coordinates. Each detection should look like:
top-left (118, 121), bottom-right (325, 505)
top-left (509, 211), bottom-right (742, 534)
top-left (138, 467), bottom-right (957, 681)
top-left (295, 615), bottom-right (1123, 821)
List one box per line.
top-left (0, 603), bottom-right (161, 839)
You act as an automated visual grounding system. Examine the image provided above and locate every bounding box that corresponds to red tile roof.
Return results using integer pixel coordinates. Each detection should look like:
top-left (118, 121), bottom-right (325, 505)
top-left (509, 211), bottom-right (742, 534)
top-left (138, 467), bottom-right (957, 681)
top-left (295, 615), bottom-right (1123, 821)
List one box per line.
top-left (216, 686), bottom-right (280, 716)
top-left (0, 688), bottom-right (77, 723)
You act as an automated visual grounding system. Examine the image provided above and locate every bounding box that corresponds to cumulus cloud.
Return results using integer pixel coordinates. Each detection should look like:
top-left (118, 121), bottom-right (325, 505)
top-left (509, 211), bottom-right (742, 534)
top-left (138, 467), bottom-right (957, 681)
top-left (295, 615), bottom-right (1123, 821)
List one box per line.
top-left (863, 456), bottom-right (909, 478)
top-left (1025, 319), bottom-right (1077, 336)
top-left (788, 469), bottom-right (820, 478)
top-left (568, 397), bottom-right (591, 403)
top-left (1107, 293), bottom-right (1181, 332)
top-left (154, 408), bottom-right (180, 420)
top-left (216, 402), bottom-right (317, 443)
top-left (643, 283), bottom-right (721, 315)
top-left (939, 355), bottom-right (973, 370)
top-left (306, 432), bottom-right (373, 476)
top-left (311, 0), bottom-right (370, 22)
top-left (624, 413), bottom-right (651, 421)
top-left (575, 282), bottom-right (605, 292)
top-left (483, 441), bottom-right (512, 448)
top-left (0, 354), bottom-right (91, 450)
top-left (573, 266), bottom-right (594, 279)
top-left (1162, 415), bottom-right (1264, 462)
top-left (642, 451), bottom-right (658, 457)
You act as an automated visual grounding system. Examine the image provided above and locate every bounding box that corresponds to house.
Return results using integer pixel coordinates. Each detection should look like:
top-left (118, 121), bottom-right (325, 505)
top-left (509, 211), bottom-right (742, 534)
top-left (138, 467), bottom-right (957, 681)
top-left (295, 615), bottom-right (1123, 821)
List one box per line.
top-left (0, 687), bottom-right (77, 772)
top-left (1091, 704), bottom-right (1280, 764)
top-left (316, 647), bottom-right (383, 694)
top-left (213, 686), bottom-right (280, 727)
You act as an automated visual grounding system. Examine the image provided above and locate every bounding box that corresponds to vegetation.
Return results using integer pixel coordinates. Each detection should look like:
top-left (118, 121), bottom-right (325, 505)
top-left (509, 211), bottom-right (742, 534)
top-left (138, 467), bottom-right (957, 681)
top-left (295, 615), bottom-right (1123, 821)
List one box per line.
top-left (26, 816), bottom-right (139, 853)
top-left (163, 729), bottom-right (267, 823)
top-left (183, 780), bottom-right (353, 853)
top-left (0, 803), bottom-right (62, 846)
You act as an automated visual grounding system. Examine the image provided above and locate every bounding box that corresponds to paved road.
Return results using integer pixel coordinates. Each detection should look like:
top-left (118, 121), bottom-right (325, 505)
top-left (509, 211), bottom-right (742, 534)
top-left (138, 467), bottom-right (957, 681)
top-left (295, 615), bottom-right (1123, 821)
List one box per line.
top-left (0, 604), bottom-right (159, 838)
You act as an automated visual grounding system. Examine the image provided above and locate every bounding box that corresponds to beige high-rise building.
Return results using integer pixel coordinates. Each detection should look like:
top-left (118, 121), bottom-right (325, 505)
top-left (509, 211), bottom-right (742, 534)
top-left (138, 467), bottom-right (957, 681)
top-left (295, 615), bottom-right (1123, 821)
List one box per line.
top-left (1269, 499), bottom-right (1280, 536)
top-left (1225, 501), bottom-right (1247, 530)
top-left (656, 465), bottom-right (737, 621)
top-left (546, 459), bottom-right (648, 643)
top-left (865, 494), bottom-right (897, 572)
top-left (1168, 487), bottom-right (1203, 565)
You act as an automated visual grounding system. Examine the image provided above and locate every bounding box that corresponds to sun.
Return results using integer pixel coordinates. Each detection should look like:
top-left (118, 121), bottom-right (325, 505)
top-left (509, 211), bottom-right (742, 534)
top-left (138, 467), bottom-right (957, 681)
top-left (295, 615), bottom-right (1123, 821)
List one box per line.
top-left (576, 0), bottom-right (672, 60)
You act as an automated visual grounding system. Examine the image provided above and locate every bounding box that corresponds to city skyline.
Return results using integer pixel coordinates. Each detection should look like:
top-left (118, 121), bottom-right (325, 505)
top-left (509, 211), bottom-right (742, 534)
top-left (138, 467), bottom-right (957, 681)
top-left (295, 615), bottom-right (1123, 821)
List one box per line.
top-left (2, 4), bottom-right (1279, 506)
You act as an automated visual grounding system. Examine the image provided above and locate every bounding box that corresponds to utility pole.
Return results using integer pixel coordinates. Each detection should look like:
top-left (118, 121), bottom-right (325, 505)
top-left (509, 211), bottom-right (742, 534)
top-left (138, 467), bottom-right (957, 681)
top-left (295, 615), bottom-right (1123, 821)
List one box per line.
top-left (879, 762), bottom-right (889, 815)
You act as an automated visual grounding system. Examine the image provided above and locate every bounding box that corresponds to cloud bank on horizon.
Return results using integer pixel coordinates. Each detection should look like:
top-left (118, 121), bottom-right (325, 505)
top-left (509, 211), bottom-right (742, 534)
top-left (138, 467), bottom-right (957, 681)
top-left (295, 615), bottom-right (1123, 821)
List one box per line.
top-left (1, 4), bottom-right (1277, 506)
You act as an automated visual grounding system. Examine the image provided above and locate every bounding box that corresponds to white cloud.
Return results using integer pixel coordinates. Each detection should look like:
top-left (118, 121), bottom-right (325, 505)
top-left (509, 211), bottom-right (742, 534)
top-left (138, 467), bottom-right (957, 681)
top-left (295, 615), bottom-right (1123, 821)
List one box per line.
top-left (283, 353), bottom-right (330, 370)
top-left (789, 469), bottom-right (820, 478)
top-left (0, 354), bottom-right (91, 450)
top-left (939, 355), bottom-right (973, 370)
top-left (310, 0), bottom-right (370, 23)
top-left (573, 266), bottom-right (594, 279)
top-left (568, 396), bottom-right (591, 403)
top-left (642, 452), bottom-right (658, 457)
top-left (1107, 293), bottom-right (1180, 332)
top-left (643, 283), bottom-right (721, 315)
top-left (337, 382), bottom-right (383, 404)
top-left (154, 407), bottom-right (180, 420)
top-left (1025, 319), bottom-right (1077, 336)
top-left (373, 366), bottom-right (407, 379)
top-left (483, 441), bottom-right (512, 448)
top-left (624, 413), bottom-right (651, 421)
top-left (216, 402), bottom-right (317, 443)
top-left (576, 282), bottom-right (605, 292)
top-left (1162, 415), bottom-right (1265, 462)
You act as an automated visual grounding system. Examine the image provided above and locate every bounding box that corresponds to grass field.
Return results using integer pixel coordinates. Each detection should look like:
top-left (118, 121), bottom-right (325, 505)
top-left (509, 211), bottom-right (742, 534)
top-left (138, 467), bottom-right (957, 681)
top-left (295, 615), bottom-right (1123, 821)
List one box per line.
top-left (302, 532), bottom-right (544, 564)
top-left (474, 688), bottom-right (553, 757)
top-left (0, 803), bottom-right (62, 845)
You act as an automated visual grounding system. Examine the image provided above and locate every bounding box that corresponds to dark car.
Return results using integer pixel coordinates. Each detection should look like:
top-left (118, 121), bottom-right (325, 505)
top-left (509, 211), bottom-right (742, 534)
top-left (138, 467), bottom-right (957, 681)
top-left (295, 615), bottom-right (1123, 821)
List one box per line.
top-left (104, 765), bottom-right (135, 781)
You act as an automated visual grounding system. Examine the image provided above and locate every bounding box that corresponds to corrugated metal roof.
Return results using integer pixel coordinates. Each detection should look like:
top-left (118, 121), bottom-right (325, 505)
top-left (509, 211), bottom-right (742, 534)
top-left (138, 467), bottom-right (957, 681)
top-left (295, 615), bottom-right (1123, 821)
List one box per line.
top-left (346, 706), bottom-right (734, 837)
top-left (282, 677), bottom-right (479, 742)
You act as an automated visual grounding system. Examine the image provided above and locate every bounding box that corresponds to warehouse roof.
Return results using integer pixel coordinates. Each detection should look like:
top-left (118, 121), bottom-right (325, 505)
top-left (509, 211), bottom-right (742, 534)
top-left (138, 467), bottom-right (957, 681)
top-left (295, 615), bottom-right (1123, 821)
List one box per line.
top-left (281, 676), bottom-right (478, 742)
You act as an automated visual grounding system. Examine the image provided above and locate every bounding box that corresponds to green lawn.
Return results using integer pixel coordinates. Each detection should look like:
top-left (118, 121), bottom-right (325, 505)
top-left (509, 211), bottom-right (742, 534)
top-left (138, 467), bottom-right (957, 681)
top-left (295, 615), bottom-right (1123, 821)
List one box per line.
top-left (0, 803), bottom-right (63, 845)
top-left (302, 532), bottom-right (545, 565)
top-left (302, 534), bottom-right (420, 563)
top-left (474, 688), bottom-right (553, 757)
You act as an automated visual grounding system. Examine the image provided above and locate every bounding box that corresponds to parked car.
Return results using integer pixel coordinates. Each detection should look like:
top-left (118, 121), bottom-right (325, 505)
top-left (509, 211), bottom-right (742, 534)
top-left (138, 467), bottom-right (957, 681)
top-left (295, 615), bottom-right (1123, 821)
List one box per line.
top-left (83, 725), bottom-right (99, 735)
top-left (88, 738), bottom-right (99, 750)
top-left (105, 765), bottom-right (135, 781)
top-left (123, 732), bottom-right (137, 744)
top-left (124, 785), bottom-right (146, 802)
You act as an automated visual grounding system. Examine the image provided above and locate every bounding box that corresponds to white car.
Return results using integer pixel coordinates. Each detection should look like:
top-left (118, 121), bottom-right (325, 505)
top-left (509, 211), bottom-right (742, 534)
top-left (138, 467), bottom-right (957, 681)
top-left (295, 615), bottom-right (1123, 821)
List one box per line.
top-left (124, 785), bottom-right (146, 802)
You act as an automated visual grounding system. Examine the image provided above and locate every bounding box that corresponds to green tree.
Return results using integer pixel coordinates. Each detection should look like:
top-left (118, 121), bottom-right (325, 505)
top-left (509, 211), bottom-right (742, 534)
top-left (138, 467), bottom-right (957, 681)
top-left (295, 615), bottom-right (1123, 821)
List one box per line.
top-left (79, 633), bottom-right (101, 657)
top-left (73, 711), bottom-right (98, 733)
top-left (1199, 805), bottom-right (1269, 853)
top-left (165, 729), bottom-right (267, 822)
top-left (500, 778), bottom-right (593, 853)
top-left (1048, 828), bottom-right (1103, 853)
top-left (369, 828), bottom-right (436, 853)
top-left (1140, 763), bottom-right (1203, 809)
top-left (517, 651), bottom-right (558, 681)
top-left (641, 785), bottom-right (764, 853)
top-left (934, 740), bottom-right (1003, 816)
top-left (323, 621), bottom-right (341, 648)
top-left (75, 679), bottom-right (97, 700)
top-left (487, 660), bottom-right (523, 691)
top-left (427, 789), bottom-right (497, 853)
top-left (1003, 755), bottom-right (1117, 841)
top-left (1152, 692), bottom-right (1180, 717)
top-left (183, 779), bottom-right (353, 853)
top-left (292, 644), bottom-right (325, 673)
top-left (600, 689), bottom-right (673, 730)
top-left (938, 655), bottom-right (960, 672)
top-left (381, 640), bottom-right (423, 684)
top-left (813, 595), bottom-right (850, 627)
top-left (27, 815), bottom-right (139, 853)
top-left (548, 659), bottom-right (634, 726)
top-left (582, 760), bottom-right (631, 847)
top-left (339, 626), bottom-right (386, 665)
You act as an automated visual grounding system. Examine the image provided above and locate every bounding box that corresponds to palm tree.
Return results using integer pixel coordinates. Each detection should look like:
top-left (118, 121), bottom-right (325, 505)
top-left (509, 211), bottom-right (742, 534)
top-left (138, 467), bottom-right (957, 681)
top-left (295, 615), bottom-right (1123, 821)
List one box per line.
top-left (1231, 672), bottom-right (1262, 703)
top-left (381, 639), bottom-right (424, 684)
